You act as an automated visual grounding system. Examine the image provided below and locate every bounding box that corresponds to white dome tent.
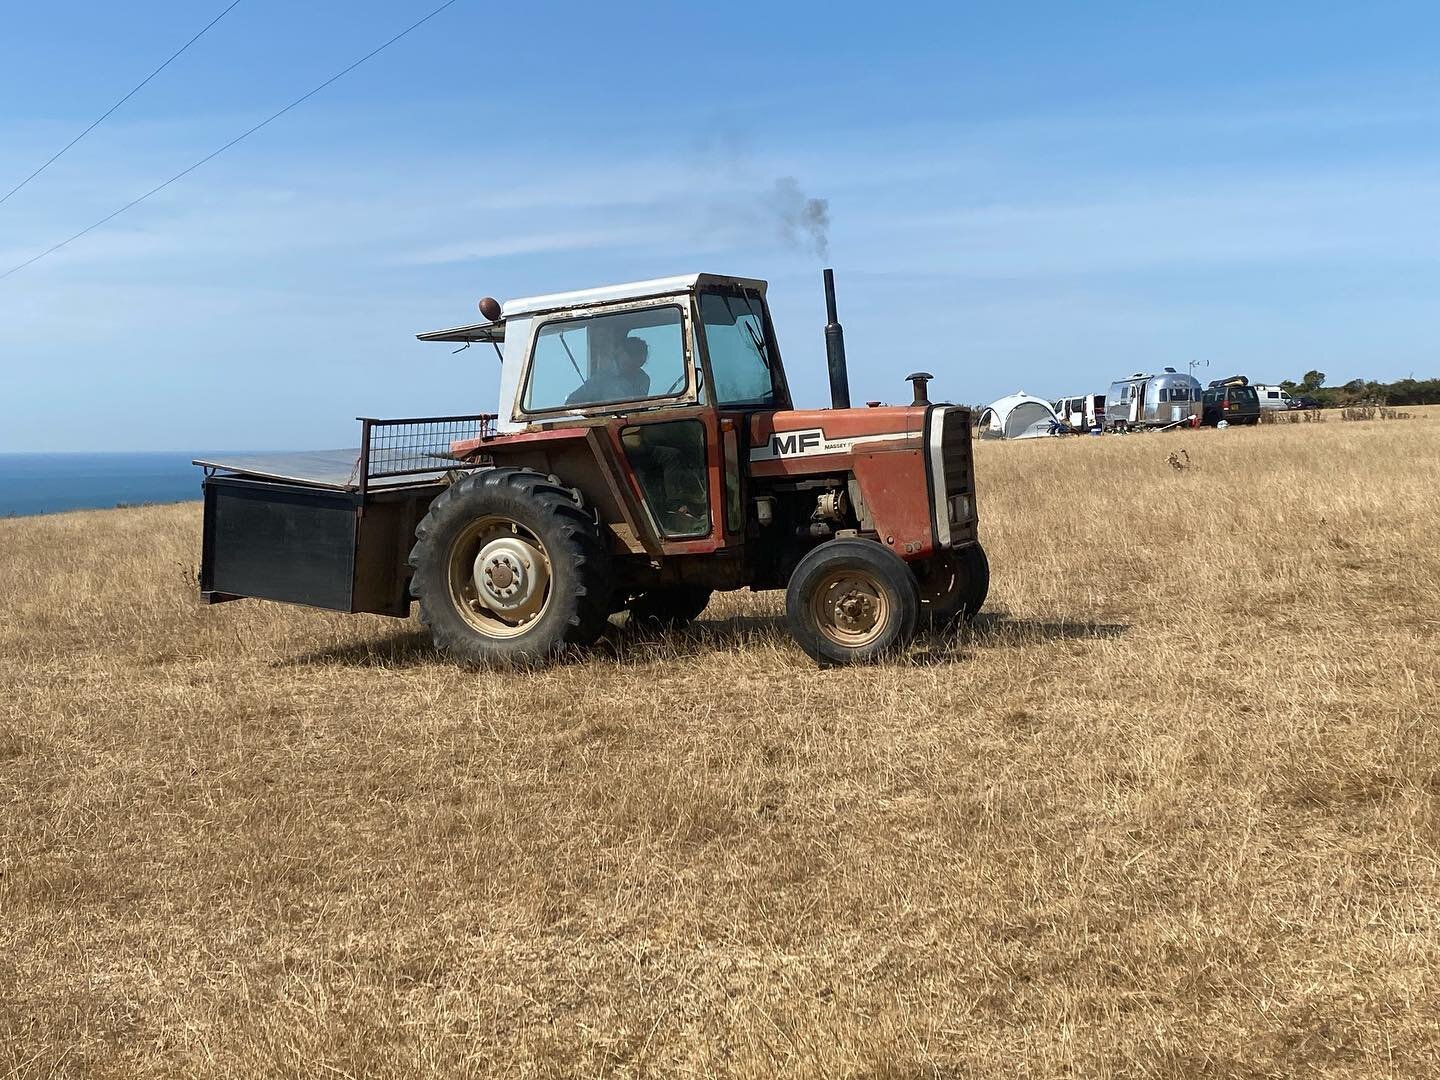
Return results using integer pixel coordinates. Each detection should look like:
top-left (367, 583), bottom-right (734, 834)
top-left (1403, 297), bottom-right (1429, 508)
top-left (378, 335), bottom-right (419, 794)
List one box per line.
top-left (978, 392), bottom-right (1064, 440)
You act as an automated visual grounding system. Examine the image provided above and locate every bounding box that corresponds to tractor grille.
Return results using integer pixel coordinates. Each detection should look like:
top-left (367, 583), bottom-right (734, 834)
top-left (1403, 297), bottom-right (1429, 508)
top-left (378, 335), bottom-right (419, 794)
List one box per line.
top-left (940, 407), bottom-right (974, 496)
top-left (930, 406), bottom-right (977, 546)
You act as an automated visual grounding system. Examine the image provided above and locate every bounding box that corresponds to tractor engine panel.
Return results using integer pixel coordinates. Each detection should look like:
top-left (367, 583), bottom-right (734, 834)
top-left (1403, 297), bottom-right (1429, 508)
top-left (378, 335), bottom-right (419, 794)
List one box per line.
top-left (748, 405), bottom-right (974, 560)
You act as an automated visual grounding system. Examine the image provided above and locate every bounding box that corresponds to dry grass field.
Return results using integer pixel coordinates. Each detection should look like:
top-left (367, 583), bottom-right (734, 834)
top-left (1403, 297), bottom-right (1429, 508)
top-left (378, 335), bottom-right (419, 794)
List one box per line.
top-left (3, 413), bottom-right (1439, 1078)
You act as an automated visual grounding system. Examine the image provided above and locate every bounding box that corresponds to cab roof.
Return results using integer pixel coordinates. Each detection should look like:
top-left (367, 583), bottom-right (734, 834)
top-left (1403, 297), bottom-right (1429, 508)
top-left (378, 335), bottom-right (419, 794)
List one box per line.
top-left (417, 272), bottom-right (768, 345)
top-left (503, 272), bottom-right (767, 318)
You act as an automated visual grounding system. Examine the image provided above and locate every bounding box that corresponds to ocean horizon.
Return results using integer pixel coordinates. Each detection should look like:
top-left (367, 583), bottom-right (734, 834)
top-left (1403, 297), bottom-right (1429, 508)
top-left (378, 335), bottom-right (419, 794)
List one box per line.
top-left (0, 452), bottom-right (208, 517)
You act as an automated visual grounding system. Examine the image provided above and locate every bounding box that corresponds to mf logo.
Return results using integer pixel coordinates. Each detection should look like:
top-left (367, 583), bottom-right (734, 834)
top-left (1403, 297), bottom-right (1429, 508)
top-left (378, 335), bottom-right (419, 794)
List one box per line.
top-left (751, 426), bottom-right (910, 462)
top-left (770, 429), bottom-right (824, 456)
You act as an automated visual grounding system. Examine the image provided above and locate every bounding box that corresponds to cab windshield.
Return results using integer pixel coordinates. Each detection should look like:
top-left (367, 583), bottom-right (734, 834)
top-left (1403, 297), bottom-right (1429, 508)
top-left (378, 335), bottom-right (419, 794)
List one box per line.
top-left (699, 290), bottom-right (782, 407)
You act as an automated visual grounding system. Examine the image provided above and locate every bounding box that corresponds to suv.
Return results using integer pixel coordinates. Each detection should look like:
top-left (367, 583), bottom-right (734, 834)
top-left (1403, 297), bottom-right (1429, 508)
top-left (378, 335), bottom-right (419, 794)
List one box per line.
top-left (1202, 384), bottom-right (1261, 425)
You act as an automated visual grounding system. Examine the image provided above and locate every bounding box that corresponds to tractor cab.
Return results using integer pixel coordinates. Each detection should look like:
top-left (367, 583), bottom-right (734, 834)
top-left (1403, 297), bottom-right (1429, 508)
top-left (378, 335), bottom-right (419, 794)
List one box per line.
top-left (418, 273), bottom-right (792, 432)
top-left (419, 274), bottom-right (795, 546)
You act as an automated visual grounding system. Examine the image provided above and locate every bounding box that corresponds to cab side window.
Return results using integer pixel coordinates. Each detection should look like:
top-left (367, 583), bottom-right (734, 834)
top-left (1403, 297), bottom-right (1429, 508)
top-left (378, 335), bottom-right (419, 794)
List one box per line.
top-left (524, 306), bottom-right (688, 413)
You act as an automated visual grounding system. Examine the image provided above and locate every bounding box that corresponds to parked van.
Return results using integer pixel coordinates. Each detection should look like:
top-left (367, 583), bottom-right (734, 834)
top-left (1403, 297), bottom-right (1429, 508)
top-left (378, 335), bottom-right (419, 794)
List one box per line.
top-left (1253, 384), bottom-right (1296, 410)
top-left (1052, 393), bottom-right (1106, 430)
top-left (1104, 369), bottom-right (1203, 430)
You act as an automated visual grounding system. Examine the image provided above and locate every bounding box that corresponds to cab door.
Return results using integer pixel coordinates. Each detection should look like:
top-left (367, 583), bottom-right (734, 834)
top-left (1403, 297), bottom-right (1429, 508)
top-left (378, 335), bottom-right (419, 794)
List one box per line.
top-left (511, 295), bottom-right (732, 556)
top-left (609, 406), bottom-right (731, 555)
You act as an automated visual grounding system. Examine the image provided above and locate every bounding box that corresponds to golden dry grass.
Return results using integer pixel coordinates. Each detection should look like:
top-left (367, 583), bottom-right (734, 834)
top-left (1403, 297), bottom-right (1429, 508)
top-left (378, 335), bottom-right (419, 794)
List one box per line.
top-left (3, 413), bottom-right (1439, 1078)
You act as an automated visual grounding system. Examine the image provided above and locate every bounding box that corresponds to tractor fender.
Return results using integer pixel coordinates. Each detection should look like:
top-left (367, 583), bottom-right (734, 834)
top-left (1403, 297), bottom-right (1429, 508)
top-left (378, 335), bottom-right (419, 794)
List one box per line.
top-left (452, 425), bottom-right (663, 560)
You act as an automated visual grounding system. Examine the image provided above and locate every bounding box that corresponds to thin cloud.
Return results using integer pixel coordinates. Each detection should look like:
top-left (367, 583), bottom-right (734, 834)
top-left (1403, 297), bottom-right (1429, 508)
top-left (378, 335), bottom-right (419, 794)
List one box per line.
top-left (397, 226), bottom-right (665, 265)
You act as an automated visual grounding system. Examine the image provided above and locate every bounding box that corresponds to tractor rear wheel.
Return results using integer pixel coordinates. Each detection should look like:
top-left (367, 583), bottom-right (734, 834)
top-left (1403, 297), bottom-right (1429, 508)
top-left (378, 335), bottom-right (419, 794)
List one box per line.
top-left (916, 542), bottom-right (989, 629)
top-left (627, 585), bottom-right (713, 630)
top-left (785, 539), bottom-right (919, 666)
top-left (408, 469), bottom-right (611, 666)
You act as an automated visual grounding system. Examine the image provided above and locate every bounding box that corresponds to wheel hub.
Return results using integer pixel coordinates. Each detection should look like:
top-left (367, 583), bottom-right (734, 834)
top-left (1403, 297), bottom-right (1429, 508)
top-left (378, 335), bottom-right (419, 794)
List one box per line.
top-left (474, 536), bottom-right (548, 620)
top-left (835, 590), bottom-right (878, 631)
top-left (813, 572), bottom-right (888, 647)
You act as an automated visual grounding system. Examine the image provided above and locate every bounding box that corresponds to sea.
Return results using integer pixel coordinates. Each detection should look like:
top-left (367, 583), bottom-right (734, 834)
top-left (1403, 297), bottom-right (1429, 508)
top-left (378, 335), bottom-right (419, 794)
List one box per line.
top-left (0, 452), bottom-right (206, 517)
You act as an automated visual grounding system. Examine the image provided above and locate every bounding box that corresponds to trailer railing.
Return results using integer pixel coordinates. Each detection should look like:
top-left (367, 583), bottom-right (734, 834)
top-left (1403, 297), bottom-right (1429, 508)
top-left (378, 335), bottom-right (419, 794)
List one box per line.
top-left (358, 414), bottom-right (497, 496)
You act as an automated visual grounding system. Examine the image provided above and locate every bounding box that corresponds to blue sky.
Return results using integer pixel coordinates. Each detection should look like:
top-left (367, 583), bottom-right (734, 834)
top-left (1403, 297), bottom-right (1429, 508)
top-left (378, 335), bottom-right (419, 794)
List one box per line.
top-left (1, 1), bottom-right (1437, 451)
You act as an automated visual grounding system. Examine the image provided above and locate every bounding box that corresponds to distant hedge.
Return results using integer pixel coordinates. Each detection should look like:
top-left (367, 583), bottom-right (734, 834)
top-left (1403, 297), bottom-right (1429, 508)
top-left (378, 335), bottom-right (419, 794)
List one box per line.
top-left (1278, 373), bottom-right (1440, 408)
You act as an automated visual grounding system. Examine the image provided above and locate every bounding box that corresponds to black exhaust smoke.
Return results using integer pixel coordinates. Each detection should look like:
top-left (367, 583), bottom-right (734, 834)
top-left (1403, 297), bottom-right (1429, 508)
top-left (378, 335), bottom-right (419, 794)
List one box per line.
top-left (822, 268), bottom-right (851, 410)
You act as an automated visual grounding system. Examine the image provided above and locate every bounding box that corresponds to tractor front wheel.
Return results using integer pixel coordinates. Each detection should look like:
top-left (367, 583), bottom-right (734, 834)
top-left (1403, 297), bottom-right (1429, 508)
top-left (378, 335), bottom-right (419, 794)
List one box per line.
top-left (916, 542), bottom-right (989, 629)
top-left (408, 469), bottom-right (611, 666)
top-left (785, 539), bottom-right (919, 666)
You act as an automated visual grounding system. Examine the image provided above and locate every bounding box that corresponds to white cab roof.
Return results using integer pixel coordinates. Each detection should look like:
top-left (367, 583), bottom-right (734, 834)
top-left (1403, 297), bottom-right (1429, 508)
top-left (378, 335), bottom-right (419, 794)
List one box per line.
top-left (502, 273), bottom-right (768, 318)
top-left (417, 273), bottom-right (768, 343)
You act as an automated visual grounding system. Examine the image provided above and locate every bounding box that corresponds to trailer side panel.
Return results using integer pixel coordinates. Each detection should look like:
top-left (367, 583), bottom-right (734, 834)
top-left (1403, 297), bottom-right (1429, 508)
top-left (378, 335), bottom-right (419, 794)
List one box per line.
top-left (202, 478), bottom-right (361, 611)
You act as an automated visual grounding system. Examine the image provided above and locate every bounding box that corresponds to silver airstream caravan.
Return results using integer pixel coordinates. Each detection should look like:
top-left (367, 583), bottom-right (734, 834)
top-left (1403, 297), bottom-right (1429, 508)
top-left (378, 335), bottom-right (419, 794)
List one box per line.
top-left (1104, 368), bottom-right (1202, 431)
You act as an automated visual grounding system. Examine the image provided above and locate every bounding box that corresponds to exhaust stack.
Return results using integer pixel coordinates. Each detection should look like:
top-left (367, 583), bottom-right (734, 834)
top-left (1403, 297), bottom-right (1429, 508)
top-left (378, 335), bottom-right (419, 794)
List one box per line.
top-left (822, 268), bottom-right (851, 410)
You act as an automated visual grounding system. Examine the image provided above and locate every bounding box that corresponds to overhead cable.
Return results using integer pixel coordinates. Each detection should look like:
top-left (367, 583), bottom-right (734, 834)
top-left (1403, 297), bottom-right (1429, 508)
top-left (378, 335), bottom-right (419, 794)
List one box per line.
top-left (1, 0), bottom-right (463, 283)
top-left (0, 0), bottom-right (246, 207)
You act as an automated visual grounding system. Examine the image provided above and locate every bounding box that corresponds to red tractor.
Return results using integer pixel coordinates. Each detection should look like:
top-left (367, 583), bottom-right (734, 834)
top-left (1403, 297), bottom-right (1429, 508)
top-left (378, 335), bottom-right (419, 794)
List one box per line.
top-left (196, 270), bottom-right (986, 665)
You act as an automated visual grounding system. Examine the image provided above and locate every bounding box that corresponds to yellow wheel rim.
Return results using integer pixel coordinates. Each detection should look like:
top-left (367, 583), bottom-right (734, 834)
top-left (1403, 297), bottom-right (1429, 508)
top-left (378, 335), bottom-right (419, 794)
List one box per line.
top-left (809, 569), bottom-right (890, 649)
top-left (446, 515), bottom-right (552, 640)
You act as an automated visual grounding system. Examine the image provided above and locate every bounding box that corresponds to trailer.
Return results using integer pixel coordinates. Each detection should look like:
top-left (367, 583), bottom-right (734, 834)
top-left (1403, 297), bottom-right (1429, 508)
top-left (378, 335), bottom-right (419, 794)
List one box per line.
top-left (1104, 369), bottom-right (1202, 431)
top-left (198, 417), bottom-right (494, 616)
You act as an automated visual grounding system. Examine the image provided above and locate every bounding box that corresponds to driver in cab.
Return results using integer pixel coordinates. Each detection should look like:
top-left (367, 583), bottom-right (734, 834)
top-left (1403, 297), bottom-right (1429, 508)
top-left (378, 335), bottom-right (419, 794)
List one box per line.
top-left (566, 337), bottom-right (650, 406)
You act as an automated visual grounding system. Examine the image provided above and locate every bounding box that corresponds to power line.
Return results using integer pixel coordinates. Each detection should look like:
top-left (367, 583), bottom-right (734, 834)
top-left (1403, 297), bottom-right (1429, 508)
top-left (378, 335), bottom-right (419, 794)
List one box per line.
top-left (0, 0), bottom-right (245, 208)
top-left (1, 0), bottom-right (463, 283)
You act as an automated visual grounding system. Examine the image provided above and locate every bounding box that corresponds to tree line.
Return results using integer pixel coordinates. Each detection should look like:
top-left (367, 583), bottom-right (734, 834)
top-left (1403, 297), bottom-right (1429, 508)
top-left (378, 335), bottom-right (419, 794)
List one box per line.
top-left (1278, 371), bottom-right (1440, 407)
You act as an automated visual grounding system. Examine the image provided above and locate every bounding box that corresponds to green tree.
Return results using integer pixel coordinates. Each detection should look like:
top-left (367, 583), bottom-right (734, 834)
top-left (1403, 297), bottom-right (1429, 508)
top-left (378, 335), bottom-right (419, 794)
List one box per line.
top-left (1300, 370), bottom-right (1326, 391)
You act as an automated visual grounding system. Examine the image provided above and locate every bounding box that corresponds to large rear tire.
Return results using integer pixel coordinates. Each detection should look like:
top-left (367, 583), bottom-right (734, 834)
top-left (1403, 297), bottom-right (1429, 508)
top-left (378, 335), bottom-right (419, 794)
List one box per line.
top-left (916, 542), bottom-right (989, 629)
top-left (785, 539), bottom-right (920, 666)
top-left (627, 585), bottom-right (713, 630)
top-left (408, 469), bottom-right (611, 666)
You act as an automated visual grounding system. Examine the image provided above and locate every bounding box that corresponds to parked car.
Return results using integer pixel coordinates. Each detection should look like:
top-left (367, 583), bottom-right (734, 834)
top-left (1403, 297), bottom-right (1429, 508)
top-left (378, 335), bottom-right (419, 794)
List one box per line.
top-left (1291, 395), bottom-right (1321, 410)
top-left (1253, 384), bottom-right (1297, 411)
top-left (1052, 392), bottom-right (1106, 430)
top-left (1201, 383), bottom-right (1261, 425)
top-left (1104, 369), bottom-right (1202, 431)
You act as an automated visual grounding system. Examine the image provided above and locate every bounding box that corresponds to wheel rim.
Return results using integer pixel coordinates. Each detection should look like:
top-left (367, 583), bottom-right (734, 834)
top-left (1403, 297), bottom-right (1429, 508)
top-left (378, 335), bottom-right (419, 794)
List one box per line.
top-left (810, 569), bottom-right (890, 648)
top-left (446, 515), bottom-right (552, 639)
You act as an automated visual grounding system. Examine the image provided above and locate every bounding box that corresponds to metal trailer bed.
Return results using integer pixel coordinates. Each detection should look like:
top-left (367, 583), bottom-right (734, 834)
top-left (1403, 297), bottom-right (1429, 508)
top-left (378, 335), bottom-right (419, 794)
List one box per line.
top-left (195, 416), bottom-right (494, 617)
